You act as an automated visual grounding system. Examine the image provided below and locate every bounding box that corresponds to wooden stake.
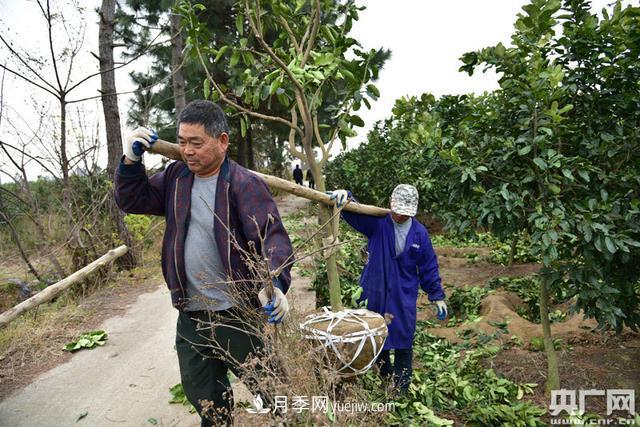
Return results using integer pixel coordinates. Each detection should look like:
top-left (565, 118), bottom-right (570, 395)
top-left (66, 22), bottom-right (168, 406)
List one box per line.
top-left (149, 139), bottom-right (390, 217)
top-left (0, 245), bottom-right (129, 328)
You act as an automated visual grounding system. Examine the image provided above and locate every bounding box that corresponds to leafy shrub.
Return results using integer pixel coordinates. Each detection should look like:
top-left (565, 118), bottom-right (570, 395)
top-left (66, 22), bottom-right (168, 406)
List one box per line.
top-left (123, 214), bottom-right (156, 247)
top-left (487, 235), bottom-right (539, 265)
top-left (430, 232), bottom-right (497, 248)
top-left (447, 286), bottom-right (492, 324)
top-left (385, 327), bottom-right (545, 426)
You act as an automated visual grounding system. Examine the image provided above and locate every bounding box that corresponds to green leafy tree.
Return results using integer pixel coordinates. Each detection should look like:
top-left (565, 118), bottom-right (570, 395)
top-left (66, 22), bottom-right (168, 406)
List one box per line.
top-left (116, 0), bottom-right (294, 171)
top-left (180, 0), bottom-right (388, 310)
top-left (328, 0), bottom-right (640, 391)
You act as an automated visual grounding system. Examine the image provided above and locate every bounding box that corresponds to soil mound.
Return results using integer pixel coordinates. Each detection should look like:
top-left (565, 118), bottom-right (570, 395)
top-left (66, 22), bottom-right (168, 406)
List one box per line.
top-left (423, 291), bottom-right (598, 345)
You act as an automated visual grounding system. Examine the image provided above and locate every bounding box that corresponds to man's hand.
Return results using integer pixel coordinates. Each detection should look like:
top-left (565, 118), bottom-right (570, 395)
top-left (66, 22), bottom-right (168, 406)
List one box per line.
top-left (125, 127), bottom-right (158, 162)
top-left (327, 189), bottom-right (349, 208)
top-left (258, 287), bottom-right (289, 324)
top-left (435, 300), bottom-right (448, 321)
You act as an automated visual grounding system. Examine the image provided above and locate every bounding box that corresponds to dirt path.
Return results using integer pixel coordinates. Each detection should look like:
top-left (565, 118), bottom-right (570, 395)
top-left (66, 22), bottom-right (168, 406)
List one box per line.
top-left (0, 194), bottom-right (316, 426)
top-left (276, 194), bottom-right (316, 314)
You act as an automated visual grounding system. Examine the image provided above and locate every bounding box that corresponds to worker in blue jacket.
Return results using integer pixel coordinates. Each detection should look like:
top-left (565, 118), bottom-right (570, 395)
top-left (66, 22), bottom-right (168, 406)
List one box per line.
top-left (329, 184), bottom-right (447, 392)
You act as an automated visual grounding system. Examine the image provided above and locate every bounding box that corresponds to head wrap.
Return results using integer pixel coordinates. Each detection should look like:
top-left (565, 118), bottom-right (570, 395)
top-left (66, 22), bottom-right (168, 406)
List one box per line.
top-left (390, 184), bottom-right (418, 217)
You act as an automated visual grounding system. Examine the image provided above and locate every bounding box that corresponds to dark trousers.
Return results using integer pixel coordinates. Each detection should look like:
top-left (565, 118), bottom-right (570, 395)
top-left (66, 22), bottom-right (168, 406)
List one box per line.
top-left (175, 309), bottom-right (263, 426)
top-left (376, 348), bottom-right (413, 392)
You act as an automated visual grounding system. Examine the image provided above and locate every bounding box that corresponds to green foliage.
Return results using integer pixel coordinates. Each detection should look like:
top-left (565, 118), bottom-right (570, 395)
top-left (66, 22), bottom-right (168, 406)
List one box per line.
top-left (312, 224), bottom-right (367, 308)
top-left (123, 214), bottom-right (156, 247)
top-left (386, 327), bottom-right (545, 426)
top-left (430, 232), bottom-right (498, 248)
top-left (327, 0), bottom-right (640, 331)
top-left (530, 336), bottom-right (564, 352)
top-left (180, 0), bottom-right (389, 153)
top-left (168, 383), bottom-right (197, 413)
top-left (63, 330), bottom-right (108, 352)
top-left (487, 235), bottom-right (539, 265)
top-left (447, 286), bottom-right (492, 324)
top-left (326, 93), bottom-right (441, 209)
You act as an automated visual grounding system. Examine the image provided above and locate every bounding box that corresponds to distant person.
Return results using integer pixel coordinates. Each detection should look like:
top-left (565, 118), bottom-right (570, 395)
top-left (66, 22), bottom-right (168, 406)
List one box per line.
top-left (293, 164), bottom-right (303, 185)
top-left (115, 100), bottom-right (293, 426)
top-left (306, 169), bottom-right (315, 189)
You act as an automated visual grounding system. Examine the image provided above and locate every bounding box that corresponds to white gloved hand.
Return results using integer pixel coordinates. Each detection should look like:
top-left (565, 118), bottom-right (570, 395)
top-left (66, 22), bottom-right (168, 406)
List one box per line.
top-left (435, 300), bottom-right (448, 321)
top-left (258, 287), bottom-right (289, 323)
top-left (327, 189), bottom-right (349, 208)
top-left (125, 126), bottom-right (158, 162)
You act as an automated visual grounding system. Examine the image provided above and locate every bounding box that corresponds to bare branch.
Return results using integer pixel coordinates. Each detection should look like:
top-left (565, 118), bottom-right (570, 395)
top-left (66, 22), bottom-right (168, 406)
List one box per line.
top-left (0, 138), bottom-right (60, 179)
top-left (0, 35), bottom-right (59, 95)
top-left (66, 34), bottom-right (170, 94)
top-left (41, 0), bottom-right (64, 92)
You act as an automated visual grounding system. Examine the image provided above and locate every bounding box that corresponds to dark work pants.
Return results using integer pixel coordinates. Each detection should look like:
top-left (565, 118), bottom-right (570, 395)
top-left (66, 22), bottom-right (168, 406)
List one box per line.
top-left (175, 309), bottom-right (263, 427)
top-left (376, 348), bottom-right (413, 393)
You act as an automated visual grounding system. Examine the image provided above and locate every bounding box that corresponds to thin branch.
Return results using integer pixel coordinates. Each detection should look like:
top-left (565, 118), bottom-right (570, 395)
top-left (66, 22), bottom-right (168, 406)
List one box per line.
top-left (0, 64), bottom-right (59, 99)
top-left (0, 139), bottom-right (60, 179)
top-left (313, 114), bottom-right (328, 161)
top-left (42, 0), bottom-right (64, 92)
top-left (272, 199), bottom-right (352, 277)
top-left (194, 44), bottom-right (303, 135)
top-left (0, 36), bottom-right (59, 95)
top-left (66, 34), bottom-right (169, 94)
top-left (62, 18), bottom-right (87, 92)
top-left (299, 5), bottom-right (316, 52)
top-left (287, 107), bottom-right (305, 160)
top-left (300, 0), bottom-right (321, 67)
top-left (278, 16), bottom-right (301, 54)
top-left (244, 0), bottom-right (305, 96)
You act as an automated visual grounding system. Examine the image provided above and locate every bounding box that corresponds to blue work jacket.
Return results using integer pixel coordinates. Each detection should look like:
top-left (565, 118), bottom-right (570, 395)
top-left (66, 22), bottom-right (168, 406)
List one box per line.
top-left (342, 211), bottom-right (445, 350)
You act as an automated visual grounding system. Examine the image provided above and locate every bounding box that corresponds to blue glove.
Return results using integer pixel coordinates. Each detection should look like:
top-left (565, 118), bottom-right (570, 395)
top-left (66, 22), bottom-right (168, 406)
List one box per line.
top-left (257, 278), bottom-right (289, 324)
top-left (435, 300), bottom-right (448, 321)
top-left (125, 127), bottom-right (158, 162)
top-left (327, 189), bottom-right (349, 208)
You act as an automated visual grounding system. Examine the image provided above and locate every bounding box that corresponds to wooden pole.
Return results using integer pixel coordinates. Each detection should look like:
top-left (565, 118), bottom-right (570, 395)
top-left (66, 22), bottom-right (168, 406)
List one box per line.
top-left (149, 139), bottom-right (390, 217)
top-left (0, 245), bottom-right (129, 328)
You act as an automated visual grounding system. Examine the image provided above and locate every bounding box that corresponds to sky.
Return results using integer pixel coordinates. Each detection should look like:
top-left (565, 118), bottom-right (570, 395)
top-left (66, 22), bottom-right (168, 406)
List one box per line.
top-left (0, 0), bottom-right (626, 177)
top-left (347, 0), bottom-right (527, 148)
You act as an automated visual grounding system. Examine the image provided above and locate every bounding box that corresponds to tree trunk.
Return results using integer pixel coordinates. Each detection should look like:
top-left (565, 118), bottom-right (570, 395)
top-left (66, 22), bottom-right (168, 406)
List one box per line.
top-left (539, 276), bottom-right (560, 393)
top-left (60, 95), bottom-right (88, 270)
top-left (60, 98), bottom-right (70, 207)
top-left (236, 129), bottom-right (247, 167)
top-left (508, 235), bottom-right (518, 267)
top-left (313, 163), bottom-right (343, 311)
top-left (170, 8), bottom-right (186, 120)
top-left (0, 199), bottom-right (42, 282)
top-left (246, 122), bottom-right (255, 170)
top-left (99, 0), bottom-right (137, 269)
